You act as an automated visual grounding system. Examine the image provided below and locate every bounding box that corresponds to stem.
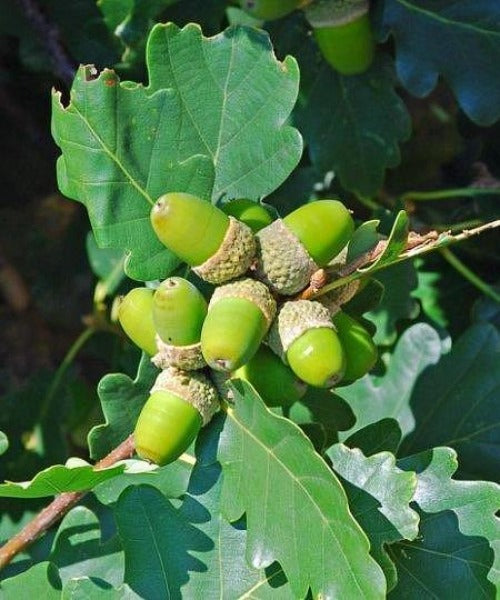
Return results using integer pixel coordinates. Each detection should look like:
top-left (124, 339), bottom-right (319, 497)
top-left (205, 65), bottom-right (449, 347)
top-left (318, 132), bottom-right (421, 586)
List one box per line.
top-left (439, 247), bottom-right (500, 304)
top-left (0, 435), bottom-right (135, 571)
top-left (401, 187), bottom-right (500, 203)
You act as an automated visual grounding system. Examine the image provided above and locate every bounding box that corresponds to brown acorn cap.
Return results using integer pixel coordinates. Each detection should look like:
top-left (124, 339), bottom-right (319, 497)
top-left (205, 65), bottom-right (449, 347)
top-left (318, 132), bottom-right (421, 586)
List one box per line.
top-left (151, 367), bottom-right (220, 426)
top-left (268, 300), bottom-right (335, 359)
top-left (209, 277), bottom-right (277, 328)
top-left (254, 219), bottom-right (318, 296)
top-left (305, 0), bottom-right (368, 28)
top-left (193, 217), bottom-right (256, 284)
top-left (317, 280), bottom-right (361, 315)
top-left (152, 335), bottom-right (206, 371)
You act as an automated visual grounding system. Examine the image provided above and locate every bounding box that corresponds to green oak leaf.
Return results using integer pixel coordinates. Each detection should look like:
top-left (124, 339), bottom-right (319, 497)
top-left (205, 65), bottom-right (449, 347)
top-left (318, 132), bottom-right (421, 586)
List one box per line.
top-left (393, 447), bottom-right (500, 596)
top-left (88, 353), bottom-right (159, 460)
top-left (298, 54), bottom-right (411, 196)
top-left (337, 323), bottom-right (444, 440)
top-left (412, 258), bottom-right (447, 328)
top-left (146, 23), bottom-right (302, 200)
top-left (472, 288), bottom-right (500, 329)
top-left (0, 562), bottom-right (62, 598)
top-left (62, 578), bottom-right (132, 599)
top-left (327, 444), bottom-right (419, 590)
top-left (50, 506), bottom-right (124, 587)
top-left (345, 419), bottom-right (402, 456)
top-left (52, 64), bottom-right (215, 281)
top-left (218, 381), bottom-right (386, 599)
top-left (0, 459), bottom-right (124, 498)
top-left (401, 324), bottom-right (500, 482)
top-left (381, 0), bottom-right (500, 126)
top-left (86, 232), bottom-right (126, 301)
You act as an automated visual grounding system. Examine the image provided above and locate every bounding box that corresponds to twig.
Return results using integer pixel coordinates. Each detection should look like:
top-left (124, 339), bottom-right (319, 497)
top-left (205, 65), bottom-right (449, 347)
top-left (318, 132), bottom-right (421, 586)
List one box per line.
top-left (0, 435), bottom-right (135, 571)
top-left (15, 0), bottom-right (76, 86)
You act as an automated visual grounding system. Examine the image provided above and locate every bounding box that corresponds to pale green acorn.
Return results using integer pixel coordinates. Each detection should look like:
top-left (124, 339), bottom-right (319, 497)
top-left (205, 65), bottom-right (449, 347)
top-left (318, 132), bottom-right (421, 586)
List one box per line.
top-left (134, 367), bottom-right (219, 466)
top-left (117, 287), bottom-right (157, 356)
top-left (255, 200), bottom-right (354, 295)
top-left (201, 278), bottom-right (277, 372)
top-left (269, 299), bottom-right (345, 387)
top-left (152, 277), bottom-right (208, 370)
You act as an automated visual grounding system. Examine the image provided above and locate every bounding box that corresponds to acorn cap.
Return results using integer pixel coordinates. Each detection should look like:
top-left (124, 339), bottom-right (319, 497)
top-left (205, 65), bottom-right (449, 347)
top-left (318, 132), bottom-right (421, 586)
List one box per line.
top-left (193, 217), bottom-right (256, 284)
top-left (152, 335), bottom-right (206, 371)
top-left (305, 0), bottom-right (368, 28)
top-left (151, 367), bottom-right (219, 426)
top-left (255, 219), bottom-right (318, 295)
top-left (209, 277), bottom-right (277, 328)
top-left (317, 280), bottom-right (361, 315)
top-left (268, 299), bottom-right (335, 359)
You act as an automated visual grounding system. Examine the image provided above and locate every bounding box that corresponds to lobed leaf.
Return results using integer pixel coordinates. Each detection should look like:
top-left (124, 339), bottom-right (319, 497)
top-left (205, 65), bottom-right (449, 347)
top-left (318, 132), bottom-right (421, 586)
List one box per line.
top-left (218, 381), bottom-right (386, 599)
top-left (0, 562), bottom-right (62, 598)
top-left (327, 444), bottom-right (419, 590)
top-left (382, 0), bottom-right (500, 125)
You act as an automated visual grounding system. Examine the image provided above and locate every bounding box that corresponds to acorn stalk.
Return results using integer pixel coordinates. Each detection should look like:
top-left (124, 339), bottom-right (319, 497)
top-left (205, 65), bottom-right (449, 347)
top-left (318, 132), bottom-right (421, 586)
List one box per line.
top-left (151, 192), bottom-right (256, 284)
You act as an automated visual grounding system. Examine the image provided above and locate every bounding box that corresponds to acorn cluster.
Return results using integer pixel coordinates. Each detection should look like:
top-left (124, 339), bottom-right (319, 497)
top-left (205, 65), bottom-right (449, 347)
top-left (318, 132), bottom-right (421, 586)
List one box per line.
top-left (118, 193), bottom-right (378, 466)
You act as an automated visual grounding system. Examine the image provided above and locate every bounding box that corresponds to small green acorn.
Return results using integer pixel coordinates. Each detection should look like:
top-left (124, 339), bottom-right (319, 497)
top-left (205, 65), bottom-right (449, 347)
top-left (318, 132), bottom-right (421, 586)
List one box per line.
top-left (255, 199), bottom-right (354, 295)
top-left (134, 367), bottom-right (219, 466)
top-left (201, 278), bottom-right (276, 371)
top-left (239, 0), bottom-right (303, 20)
top-left (306, 0), bottom-right (374, 75)
top-left (220, 198), bottom-right (273, 233)
top-left (117, 287), bottom-right (157, 356)
top-left (151, 192), bottom-right (256, 284)
top-left (152, 277), bottom-right (208, 370)
top-left (269, 300), bottom-right (345, 387)
top-left (214, 345), bottom-right (307, 408)
top-left (333, 310), bottom-right (377, 383)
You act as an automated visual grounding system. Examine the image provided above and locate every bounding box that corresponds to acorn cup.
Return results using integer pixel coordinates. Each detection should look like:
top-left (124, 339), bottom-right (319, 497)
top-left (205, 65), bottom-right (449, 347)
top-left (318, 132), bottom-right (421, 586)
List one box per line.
top-left (333, 310), bottom-right (377, 383)
top-left (269, 300), bottom-right (346, 388)
top-left (134, 367), bottom-right (219, 466)
top-left (255, 199), bottom-right (354, 295)
top-left (201, 278), bottom-right (277, 372)
top-left (239, 0), bottom-right (303, 20)
top-left (305, 0), bottom-right (375, 75)
top-left (214, 345), bottom-right (307, 408)
top-left (152, 277), bottom-right (208, 370)
top-left (220, 198), bottom-right (273, 233)
top-left (117, 287), bottom-right (157, 356)
top-left (151, 192), bottom-right (256, 284)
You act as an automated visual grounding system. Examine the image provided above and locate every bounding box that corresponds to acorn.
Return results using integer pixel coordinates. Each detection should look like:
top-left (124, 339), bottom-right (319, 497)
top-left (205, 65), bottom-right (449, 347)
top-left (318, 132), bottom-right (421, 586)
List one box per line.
top-left (269, 300), bottom-right (345, 387)
top-left (151, 192), bottom-right (256, 284)
top-left (201, 278), bottom-right (277, 372)
top-left (255, 199), bottom-right (354, 295)
top-left (151, 277), bottom-right (208, 370)
top-left (305, 0), bottom-right (374, 75)
top-left (220, 198), bottom-right (273, 233)
top-left (134, 367), bottom-right (219, 466)
top-left (117, 287), bottom-right (157, 356)
top-left (239, 0), bottom-right (303, 21)
top-left (333, 310), bottom-right (377, 383)
top-left (215, 345), bottom-right (307, 408)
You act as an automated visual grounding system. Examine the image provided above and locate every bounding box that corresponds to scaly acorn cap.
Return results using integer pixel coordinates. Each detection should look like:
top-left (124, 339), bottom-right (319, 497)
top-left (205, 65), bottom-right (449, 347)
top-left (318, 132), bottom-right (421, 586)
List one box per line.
top-left (268, 299), bottom-right (335, 359)
top-left (305, 0), bottom-right (369, 28)
top-left (317, 280), bottom-right (361, 315)
top-left (152, 335), bottom-right (206, 371)
top-left (193, 216), bottom-right (256, 284)
top-left (151, 367), bottom-right (219, 426)
top-left (255, 219), bottom-right (318, 295)
top-left (209, 277), bottom-right (277, 327)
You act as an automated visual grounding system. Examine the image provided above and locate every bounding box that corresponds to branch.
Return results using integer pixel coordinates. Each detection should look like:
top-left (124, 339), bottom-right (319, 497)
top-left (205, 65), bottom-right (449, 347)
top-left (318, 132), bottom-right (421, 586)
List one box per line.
top-left (0, 435), bottom-right (135, 571)
top-left (15, 0), bottom-right (76, 86)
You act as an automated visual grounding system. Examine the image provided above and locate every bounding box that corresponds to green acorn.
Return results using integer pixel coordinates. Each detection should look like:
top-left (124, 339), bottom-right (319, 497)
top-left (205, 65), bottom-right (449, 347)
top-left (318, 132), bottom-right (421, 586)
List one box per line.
top-left (269, 300), bottom-right (345, 387)
top-left (214, 345), bottom-right (307, 408)
top-left (333, 310), bottom-right (377, 383)
top-left (306, 0), bottom-right (374, 75)
top-left (134, 367), bottom-right (219, 466)
top-left (201, 278), bottom-right (277, 372)
top-left (151, 192), bottom-right (256, 284)
top-left (220, 198), bottom-right (273, 233)
top-left (152, 277), bottom-right (208, 370)
top-left (255, 199), bottom-right (354, 295)
top-left (117, 287), bottom-right (157, 356)
top-left (239, 0), bottom-right (303, 20)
